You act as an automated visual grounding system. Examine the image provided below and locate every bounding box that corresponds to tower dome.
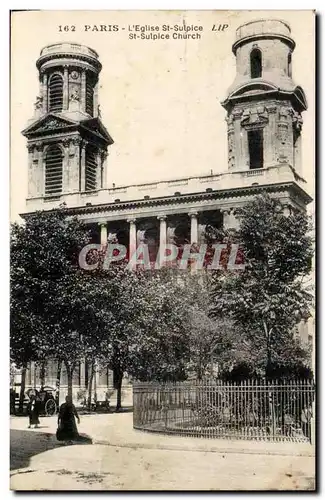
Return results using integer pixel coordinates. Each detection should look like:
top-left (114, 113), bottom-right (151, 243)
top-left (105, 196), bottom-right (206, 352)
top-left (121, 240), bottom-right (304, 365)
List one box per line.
top-left (22, 42), bottom-right (113, 201)
top-left (35, 42), bottom-right (102, 119)
top-left (222, 19), bottom-right (307, 176)
top-left (223, 19), bottom-right (307, 112)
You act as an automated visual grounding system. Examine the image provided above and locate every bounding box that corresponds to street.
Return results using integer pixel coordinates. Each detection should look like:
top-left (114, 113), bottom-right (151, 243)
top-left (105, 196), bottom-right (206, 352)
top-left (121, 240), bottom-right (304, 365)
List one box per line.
top-left (10, 412), bottom-right (315, 491)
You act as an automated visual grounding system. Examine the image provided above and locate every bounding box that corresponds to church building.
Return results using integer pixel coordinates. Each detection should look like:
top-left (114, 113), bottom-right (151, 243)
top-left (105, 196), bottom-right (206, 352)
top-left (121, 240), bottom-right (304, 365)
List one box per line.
top-left (19, 19), bottom-right (312, 403)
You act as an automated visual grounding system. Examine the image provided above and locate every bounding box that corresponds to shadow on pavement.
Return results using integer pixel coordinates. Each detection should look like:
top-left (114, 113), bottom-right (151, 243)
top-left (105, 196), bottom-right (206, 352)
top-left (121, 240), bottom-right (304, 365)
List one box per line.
top-left (114, 406), bottom-right (133, 413)
top-left (78, 405), bottom-right (133, 415)
top-left (75, 434), bottom-right (93, 444)
top-left (10, 429), bottom-right (92, 471)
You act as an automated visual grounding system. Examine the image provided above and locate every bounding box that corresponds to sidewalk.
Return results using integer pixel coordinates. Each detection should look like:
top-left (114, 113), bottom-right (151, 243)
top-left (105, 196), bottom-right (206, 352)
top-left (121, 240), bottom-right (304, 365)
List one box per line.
top-left (10, 413), bottom-right (316, 491)
top-left (11, 411), bottom-right (315, 457)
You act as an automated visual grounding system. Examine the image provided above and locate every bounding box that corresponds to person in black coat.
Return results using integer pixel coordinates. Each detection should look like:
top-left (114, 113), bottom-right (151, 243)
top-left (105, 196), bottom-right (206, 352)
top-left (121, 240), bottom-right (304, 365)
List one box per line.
top-left (27, 393), bottom-right (40, 428)
top-left (56, 396), bottom-right (80, 444)
top-left (10, 388), bottom-right (16, 415)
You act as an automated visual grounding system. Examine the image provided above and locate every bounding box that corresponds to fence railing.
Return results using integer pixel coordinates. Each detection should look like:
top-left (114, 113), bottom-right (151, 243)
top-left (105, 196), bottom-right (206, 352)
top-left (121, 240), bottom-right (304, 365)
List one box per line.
top-left (133, 379), bottom-right (315, 443)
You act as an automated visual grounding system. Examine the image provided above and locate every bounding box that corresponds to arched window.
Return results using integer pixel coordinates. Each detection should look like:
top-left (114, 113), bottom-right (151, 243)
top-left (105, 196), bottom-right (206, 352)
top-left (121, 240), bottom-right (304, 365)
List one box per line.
top-left (48, 74), bottom-right (63, 112)
top-left (45, 146), bottom-right (63, 195)
top-left (86, 72), bottom-right (96, 116)
top-left (250, 49), bottom-right (262, 79)
top-left (85, 144), bottom-right (98, 191)
top-left (288, 53), bottom-right (292, 77)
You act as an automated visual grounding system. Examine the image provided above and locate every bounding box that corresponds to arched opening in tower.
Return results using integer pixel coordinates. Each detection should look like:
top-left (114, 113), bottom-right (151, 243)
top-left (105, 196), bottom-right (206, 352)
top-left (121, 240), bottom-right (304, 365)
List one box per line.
top-left (250, 49), bottom-right (262, 79)
top-left (85, 144), bottom-right (98, 191)
top-left (288, 52), bottom-right (292, 77)
top-left (48, 74), bottom-right (63, 112)
top-left (86, 71), bottom-right (96, 116)
top-left (44, 146), bottom-right (63, 195)
top-left (248, 129), bottom-right (264, 169)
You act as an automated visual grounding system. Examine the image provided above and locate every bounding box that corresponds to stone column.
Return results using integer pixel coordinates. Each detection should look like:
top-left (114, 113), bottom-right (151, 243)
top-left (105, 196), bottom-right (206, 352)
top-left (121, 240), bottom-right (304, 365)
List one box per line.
top-left (265, 105), bottom-right (277, 166)
top-left (222, 208), bottom-right (239, 230)
top-left (27, 362), bottom-right (32, 386)
top-left (63, 66), bottom-right (69, 110)
top-left (80, 141), bottom-right (87, 191)
top-left (294, 132), bottom-right (302, 174)
top-left (101, 151), bottom-right (108, 189)
top-left (232, 108), bottom-right (244, 169)
top-left (62, 139), bottom-right (70, 193)
top-left (94, 82), bottom-right (99, 117)
top-left (80, 360), bottom-right (86, 389)
top-left (127, 218), bottom-right (137, 262)
top-left (189, 212), bottom-right (198, 244)
top-left (198, 224), bottom-right (207, 244)
top-left (277, 107), bottom-right (291, 164)
top-left (100, 223), bottom-right (108, 245)
top-left (42, 73), bottom-right (48, 113)
top-left (81, 69), bottom-right (86, 113)
top-left (72, 364), bottom-right (80, 385)
top-left (99, 367), bottom-right (108, 386)
top-left (94, 362), bottom-right (99, 402)
top-left (30, 362), bottom-right (36, 389)
top-left (158, 215), bottom-right (167, 266)
top-left (226, 115), bottom-right (236, 171)
top-left (242, 131), bottom-right (250, 169)
top-left (27, 145), bottom-right (35, 197)
top-left (69, 137), bottom-right (81, 193)
top-left (36, 143), bottom-right (44, 196)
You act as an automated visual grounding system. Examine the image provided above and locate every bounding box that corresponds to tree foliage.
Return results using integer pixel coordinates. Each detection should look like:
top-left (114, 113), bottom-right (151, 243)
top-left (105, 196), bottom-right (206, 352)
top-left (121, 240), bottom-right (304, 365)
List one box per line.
top-left (210, 194), bottom-right (314, 377)
top-left (10, 207), bottom-right (96, 399)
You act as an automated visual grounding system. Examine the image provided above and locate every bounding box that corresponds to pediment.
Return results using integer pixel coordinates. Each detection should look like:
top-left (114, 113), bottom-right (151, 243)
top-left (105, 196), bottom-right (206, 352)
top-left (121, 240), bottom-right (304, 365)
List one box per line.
top-left (293, 86), bottom-right (308, 111)
top-left (80, 118), bottom-right (114, 145)
top-left (22, 114), bottom-right (78, 137)
top-left (229, 81), bottom-right (278, 99)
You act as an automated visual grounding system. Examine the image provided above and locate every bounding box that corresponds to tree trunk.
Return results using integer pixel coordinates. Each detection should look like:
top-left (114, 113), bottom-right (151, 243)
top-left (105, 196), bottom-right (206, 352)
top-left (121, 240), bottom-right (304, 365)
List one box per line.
top-left (18, 365), bottom-right (27, 414)
top-left (113, 368), bottom-right (123, 412)
top-left (263, 320), bottom-right (273, 378)
top-left (64, 361), bottom-right (74, 402)
top-left (55, 360), bottom-right (62, 408)
top-left (40, 361), bottom-right (46, 388)
top-left (87, 361), bottom-right (95, 410)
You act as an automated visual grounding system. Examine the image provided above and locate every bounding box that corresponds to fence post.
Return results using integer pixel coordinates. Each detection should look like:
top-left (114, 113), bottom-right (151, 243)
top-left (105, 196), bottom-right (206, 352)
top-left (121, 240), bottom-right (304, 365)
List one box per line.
top-left (310, 393), bottom-right (316, 445)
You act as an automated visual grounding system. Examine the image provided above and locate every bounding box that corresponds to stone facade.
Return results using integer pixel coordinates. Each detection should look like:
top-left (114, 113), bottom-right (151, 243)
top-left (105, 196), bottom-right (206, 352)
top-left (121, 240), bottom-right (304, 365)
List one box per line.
top-left (19, 20), bottom-right (313, 400)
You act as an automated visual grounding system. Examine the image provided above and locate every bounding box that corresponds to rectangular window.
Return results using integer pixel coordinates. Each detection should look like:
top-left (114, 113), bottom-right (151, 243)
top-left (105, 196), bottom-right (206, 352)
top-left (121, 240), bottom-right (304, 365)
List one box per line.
top-left (248, 129), bottom-right (263, 169)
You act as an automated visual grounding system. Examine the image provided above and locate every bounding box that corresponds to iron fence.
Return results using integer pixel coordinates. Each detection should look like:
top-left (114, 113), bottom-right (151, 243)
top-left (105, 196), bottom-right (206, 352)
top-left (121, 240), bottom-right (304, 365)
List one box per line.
top-left (133, 379), bottom-right (315, 442)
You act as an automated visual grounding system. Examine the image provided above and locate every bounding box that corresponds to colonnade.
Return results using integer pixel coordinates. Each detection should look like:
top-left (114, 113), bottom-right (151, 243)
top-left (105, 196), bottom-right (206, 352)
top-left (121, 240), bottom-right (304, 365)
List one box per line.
top-left (97, 208), bottom-right (238, 254)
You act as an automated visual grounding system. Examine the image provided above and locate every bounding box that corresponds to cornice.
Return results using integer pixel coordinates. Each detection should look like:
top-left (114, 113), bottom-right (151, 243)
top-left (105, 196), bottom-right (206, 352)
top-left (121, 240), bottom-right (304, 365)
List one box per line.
top-left (21, 181), bottom-right (312, 219)
top-left (37, 52), bottom-right (101, 73)
top-left (232, 33), bottom-right (295, 54)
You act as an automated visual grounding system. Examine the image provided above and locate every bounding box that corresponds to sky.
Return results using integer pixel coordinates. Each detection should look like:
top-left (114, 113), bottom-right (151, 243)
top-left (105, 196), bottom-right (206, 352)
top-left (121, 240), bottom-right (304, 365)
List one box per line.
top-left (10, 10), bottom-right (315, 221)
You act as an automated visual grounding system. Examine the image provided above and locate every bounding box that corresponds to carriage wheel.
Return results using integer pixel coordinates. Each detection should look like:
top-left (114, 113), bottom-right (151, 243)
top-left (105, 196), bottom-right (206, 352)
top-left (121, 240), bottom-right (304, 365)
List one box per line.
top-left (45, 399), bottom-right (57, 416)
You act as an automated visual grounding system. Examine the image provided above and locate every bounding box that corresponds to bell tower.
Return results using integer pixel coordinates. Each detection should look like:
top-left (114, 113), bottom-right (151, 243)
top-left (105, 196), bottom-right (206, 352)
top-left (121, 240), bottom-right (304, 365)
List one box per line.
top-left (22, 43), bottom-right (113, 200)
top-left (222, 19), bottom-right (307, 177)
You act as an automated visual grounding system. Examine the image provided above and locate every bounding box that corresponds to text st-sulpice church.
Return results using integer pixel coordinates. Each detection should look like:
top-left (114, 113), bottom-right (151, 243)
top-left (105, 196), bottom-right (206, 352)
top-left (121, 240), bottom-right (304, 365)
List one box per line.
top-left (18, 19), bottom-right (313, 403)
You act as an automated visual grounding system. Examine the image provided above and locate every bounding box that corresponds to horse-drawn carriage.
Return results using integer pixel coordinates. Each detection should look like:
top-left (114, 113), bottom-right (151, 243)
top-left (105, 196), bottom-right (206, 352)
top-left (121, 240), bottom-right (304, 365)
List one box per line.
top-left (26, 386), bottom-right (58, 416)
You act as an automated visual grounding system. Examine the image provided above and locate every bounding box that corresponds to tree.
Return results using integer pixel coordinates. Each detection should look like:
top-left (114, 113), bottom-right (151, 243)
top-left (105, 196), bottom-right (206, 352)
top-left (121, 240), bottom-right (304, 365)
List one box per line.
top-left (90, 265), bottom-right (191, 408)
top-left (10, 207), bottom-right (95, 403)
top-left (184, 274), bottom-right (238, 379)
top-left (126, 269), bottom-right (192, 383)
top-left (210, 194), bottom-right (314, 377)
